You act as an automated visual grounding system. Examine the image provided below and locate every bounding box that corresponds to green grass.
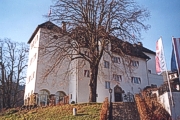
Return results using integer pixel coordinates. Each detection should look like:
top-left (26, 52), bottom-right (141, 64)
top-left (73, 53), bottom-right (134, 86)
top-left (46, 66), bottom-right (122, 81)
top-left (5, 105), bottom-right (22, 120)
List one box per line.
top-left (0, 103), bottom-right (102, 120)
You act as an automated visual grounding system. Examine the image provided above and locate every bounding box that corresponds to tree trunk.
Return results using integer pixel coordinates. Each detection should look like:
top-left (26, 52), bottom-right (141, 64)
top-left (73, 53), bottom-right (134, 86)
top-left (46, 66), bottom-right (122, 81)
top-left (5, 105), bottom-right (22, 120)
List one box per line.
top-left (89, 64), bottom-right (98, 102)
top-left (2, 96), bottom-right (5, 109)
top-left (7, 95), bottom-right (11, 108)
top-left (1, 64), bottom-right (6, 108)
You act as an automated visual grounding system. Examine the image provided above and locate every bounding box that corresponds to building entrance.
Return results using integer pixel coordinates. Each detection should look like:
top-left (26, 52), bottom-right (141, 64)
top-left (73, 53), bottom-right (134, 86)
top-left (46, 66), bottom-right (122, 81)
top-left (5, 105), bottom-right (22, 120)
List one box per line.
top-left (114, 85), bottom-right (124, 102)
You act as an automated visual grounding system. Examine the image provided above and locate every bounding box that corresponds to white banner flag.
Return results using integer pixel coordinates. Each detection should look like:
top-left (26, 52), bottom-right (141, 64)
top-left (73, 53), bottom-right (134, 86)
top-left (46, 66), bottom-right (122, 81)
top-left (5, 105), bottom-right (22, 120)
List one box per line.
top-left (156, 38), bottom-right (166, 74)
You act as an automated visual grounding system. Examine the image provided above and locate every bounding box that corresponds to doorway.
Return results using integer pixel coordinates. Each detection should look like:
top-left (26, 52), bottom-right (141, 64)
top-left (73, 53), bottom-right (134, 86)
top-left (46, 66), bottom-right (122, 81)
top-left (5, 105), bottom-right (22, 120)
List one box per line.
top-left (114, 85), bottom-right (124, 102)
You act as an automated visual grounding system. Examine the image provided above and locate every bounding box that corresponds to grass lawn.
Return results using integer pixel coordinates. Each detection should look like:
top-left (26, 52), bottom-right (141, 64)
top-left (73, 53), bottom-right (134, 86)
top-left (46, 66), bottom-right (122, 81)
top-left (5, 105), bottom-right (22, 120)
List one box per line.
top-left (0, 103), bottom-right (102, 120)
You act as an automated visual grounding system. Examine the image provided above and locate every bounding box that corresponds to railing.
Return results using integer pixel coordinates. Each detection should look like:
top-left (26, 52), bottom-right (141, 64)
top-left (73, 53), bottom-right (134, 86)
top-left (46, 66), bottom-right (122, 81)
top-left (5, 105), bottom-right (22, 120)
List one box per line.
top-left (123, 92), bottom-right (134, 102)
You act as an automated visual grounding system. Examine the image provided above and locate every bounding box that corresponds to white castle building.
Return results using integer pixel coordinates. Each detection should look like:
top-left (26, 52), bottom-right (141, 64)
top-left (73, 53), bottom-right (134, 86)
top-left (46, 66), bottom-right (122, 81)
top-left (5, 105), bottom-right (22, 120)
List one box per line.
top-left (24, 21), bottom-right (163, 106)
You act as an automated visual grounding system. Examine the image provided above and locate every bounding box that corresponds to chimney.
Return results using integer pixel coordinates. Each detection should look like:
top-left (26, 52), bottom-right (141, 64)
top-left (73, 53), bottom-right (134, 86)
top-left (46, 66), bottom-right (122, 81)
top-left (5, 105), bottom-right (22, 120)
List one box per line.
top-left (137, 42), bottom-right (143, 46)
top-left (62, 21), bottom-right (66, 32)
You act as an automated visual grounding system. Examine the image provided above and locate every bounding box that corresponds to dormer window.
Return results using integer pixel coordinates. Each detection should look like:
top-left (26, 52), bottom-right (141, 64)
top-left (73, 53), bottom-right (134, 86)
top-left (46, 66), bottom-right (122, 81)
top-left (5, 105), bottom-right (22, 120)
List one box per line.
top-left (112, 56), bottom-right (121, 63)
top-left (53, 35), bottom-right (58, 39)
top-left (131, 60), bottom-right (139, 67)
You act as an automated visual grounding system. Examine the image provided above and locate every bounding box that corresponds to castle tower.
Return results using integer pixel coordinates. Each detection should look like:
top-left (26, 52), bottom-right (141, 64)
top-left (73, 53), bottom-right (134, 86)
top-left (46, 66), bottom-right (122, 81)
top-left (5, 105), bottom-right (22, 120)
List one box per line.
top-left (24, 21), bottom-right (69, 106)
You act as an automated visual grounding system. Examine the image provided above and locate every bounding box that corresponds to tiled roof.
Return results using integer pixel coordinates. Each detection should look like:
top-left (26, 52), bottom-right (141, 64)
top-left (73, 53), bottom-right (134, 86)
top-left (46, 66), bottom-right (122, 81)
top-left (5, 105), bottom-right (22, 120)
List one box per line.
top-left (28, 21), bottom-right (154, 59)
top-left (110, 37), bottom-right (150, 59)
top-left (142, 47), bottom-right (155, 55)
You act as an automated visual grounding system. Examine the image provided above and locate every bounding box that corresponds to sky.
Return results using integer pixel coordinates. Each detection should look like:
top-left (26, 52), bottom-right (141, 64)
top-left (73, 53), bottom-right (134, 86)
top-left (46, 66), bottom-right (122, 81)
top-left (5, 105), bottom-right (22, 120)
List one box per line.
top-left (0, 0), bottom-right (180, 70)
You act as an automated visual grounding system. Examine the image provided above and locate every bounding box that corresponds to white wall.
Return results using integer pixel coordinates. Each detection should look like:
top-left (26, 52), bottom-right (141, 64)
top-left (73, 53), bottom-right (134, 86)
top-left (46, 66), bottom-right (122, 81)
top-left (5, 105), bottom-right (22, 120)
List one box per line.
top-left (77, 59), bottom-right (90, 103)
top-left (25, 22), bottom-right (164, 104)
top-left (87, 49), bottom-right (151, 102)
top-left (35, 28), bottom-right (69, 95)
top-left (144, 52), bottom-right (163, 87)
top-left (24, 29), bottom-right (40, 99)
top-left (144, 52), bottom-right (156, 74)
top-left (76, 47), bottom-right (160, 103)
top-left (25, 28), bottom-right (70, 100)
top-left (69, 59), bottom-right (78, 103)
top-left (148, 73), bottom-right (163, 87)
top-left (159, 92), bottom-right (171, 115)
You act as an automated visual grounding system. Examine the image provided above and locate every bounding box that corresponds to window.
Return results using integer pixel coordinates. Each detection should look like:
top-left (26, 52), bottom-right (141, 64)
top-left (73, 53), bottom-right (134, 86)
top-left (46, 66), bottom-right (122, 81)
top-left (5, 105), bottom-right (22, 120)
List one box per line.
top-left (131, 77), bottom-right (141, 84)
top-left (30, 35), bottom-right (38, 49)
top-left (131, 60), bottom-right (139, 67)
top-left (84, 70), bottom-right (90, 77)
top-left (84, 51), bottom-right (89, 57)
top-left (55, 91), bottom-right (66, 104)
top-left (28, 76), bottom-right (31, 82)
top-left (30, 42), bottom-right (34, 49)
top-left (113, 74), bottom-right (122, 81)
top-left (104, 61), bottom-right (109, 68)
top-left (36, 35), bottom-right (38, 42)
top-left (39, 90), bottom-right (50, 106)
top-left (105, 44), bottom-right (109, 50)
top-left (169, 72), bottom-right (178, 80)
top-left (71, 94), bottom-right (72, 99)
top-left (32, 71), bottom-right (35, 78)
top-left (28, 71), bottom-right (35, 82)
top-left (105, 81), bottom-right (110, 89)
top-left (39, 90), bottom-right (49, 95)
top-left (112, 57), bottom-right (121, 63)
top-left (30, 53), bottom-right (37, 65)
top-left (148, 70), bottom-right (151, 74)
top-left (53, 35), bottom-right (58, 40)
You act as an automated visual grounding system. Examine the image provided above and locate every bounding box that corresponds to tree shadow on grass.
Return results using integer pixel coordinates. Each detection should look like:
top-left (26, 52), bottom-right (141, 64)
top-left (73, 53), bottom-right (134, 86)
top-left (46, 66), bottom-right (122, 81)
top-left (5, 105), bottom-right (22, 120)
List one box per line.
top-left (76, 113), bottom-right (89, 116)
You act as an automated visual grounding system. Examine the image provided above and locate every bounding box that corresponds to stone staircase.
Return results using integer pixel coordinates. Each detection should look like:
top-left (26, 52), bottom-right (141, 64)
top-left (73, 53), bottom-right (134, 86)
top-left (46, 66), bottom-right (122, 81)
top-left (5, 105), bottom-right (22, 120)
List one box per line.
top-left (111, 102), bottom-right (140, 120)
top-left (107, 91), bottom-right (171, 120)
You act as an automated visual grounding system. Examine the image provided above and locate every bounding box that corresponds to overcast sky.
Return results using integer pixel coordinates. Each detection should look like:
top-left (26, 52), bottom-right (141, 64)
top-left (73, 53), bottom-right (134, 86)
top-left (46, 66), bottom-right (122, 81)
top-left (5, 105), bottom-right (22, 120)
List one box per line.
top-left (0, 0), bottom-right (180, 70)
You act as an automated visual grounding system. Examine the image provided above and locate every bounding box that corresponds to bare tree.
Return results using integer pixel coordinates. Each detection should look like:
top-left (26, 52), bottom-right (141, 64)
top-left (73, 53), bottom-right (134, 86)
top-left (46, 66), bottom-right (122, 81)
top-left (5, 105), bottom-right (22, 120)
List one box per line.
top-left (0, 39), bottom-right (28, 109)
top-left (44, 0), bottom-right (150, 102)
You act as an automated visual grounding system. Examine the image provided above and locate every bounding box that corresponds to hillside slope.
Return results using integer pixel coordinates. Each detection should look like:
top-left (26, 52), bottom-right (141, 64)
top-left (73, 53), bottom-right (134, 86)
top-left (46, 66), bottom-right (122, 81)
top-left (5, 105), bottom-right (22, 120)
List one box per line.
top-left (0, 103), bottom-right (102, 120)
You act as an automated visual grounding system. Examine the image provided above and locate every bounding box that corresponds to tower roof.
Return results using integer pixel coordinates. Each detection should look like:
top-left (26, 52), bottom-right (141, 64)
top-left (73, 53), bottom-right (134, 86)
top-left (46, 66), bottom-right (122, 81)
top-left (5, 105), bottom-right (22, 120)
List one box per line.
top-left (28, 21), bottom-right (62, 44)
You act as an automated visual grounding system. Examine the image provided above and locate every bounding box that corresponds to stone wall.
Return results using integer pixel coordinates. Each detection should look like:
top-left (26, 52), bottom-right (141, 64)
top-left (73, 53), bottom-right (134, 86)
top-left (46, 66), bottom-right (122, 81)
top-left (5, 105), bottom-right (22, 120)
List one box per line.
top-left (112, 102), bottom-right (140, 120)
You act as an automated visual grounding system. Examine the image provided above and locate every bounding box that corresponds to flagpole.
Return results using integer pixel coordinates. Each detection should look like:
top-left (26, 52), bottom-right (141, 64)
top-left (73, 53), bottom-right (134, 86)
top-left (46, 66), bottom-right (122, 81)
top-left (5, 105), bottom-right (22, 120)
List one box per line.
top-left (48, 7), bottom-right (51, 21)
top-left (172, 37), bottom-right (180, 82)
top-left (161, 37), bottom-right (174, 107)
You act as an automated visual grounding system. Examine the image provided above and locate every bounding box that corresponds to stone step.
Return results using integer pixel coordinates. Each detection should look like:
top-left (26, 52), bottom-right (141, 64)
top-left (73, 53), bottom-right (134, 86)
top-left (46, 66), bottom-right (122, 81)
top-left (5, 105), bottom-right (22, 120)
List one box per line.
top-left (110, 102), bottom-right (140, 120)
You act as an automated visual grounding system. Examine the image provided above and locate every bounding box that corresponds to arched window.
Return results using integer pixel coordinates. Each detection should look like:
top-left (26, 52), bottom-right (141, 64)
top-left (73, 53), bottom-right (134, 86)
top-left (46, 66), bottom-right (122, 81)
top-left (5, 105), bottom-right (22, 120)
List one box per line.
top-left (38, 89), bottom-right (50, 106)
top-left (39, 89), bottom-right (49, 95)
top-left (55, 91), bottom-right (66, 104)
